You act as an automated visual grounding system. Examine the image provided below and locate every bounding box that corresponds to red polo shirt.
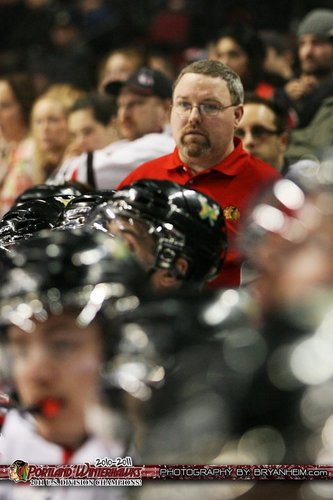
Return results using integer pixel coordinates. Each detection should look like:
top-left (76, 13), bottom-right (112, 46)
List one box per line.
top-left (117, 138), bottom-right (281, 288)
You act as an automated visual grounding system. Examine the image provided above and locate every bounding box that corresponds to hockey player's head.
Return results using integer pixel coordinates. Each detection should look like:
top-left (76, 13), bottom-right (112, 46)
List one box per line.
top-left (90, 179), bottom-right (227, 291)
top-left (0, 228), bottom-right (145, 448)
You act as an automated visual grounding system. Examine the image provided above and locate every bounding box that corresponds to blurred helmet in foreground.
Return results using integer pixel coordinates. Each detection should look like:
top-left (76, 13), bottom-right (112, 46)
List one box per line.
top-left (99, 288), bottom-right (259, 464)
top-left (58, 191), bottom-right (114, 229)
top-left (239, 174), bottom-right (333, 319)
top-left (0, 228), bottom-right (147, 333)
top-left (14, 181), bottom-right (87, 205)
top-left (0, 199), bottom-right (65, 249)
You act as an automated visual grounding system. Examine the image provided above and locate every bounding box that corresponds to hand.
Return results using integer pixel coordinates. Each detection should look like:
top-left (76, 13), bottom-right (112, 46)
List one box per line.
top-left (284, 75), bottom-right (318, 101)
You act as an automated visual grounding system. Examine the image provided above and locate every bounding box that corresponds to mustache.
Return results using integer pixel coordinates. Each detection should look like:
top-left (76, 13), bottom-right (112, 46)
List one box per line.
top-left (182, 126), bottom-right (207, 136)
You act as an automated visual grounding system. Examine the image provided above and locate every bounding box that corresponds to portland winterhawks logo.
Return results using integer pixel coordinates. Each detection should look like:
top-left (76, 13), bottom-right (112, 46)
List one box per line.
top-left (9, 460), bottom-right (29, 483)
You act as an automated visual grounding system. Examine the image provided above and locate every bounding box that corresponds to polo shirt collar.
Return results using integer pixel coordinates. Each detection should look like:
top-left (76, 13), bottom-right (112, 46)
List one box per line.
top-left (167, 137), bottom-right (248, 176)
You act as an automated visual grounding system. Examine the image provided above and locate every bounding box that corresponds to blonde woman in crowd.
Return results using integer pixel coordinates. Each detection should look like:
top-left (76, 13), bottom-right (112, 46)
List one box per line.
top-left (31, 83), bottom-right (85, 182)
top-left (0, 73), bottom-right (37, 217)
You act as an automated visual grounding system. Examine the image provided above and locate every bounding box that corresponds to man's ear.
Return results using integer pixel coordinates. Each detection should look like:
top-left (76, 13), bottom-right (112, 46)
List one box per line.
top-left (174, 257), bottom-right (189, 279)
top-left (234, 105), bottom-right (244, 128)
top-left (151, 258), bottom-right (189, 290)
top-left (279, 131), bottom-right (289, 152)
top-left (160, 98), bottom-right (172, 123)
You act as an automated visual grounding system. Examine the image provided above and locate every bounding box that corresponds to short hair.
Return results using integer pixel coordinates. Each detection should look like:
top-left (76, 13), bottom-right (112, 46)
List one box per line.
top-left (173, 59), bottom-right (244, 105)
top-left (244, 92), bottom-right (289, 133)
top-left (69, 92), bottom-right (117, 126)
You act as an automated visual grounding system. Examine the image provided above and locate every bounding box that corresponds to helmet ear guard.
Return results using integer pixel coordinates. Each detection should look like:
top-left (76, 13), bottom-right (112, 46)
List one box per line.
top-left (151, 226), bottom-right (222, 283)
top-left (154, 242), bottom-right (178, 270)
top-left (152, 238), bottom-right (189, 281)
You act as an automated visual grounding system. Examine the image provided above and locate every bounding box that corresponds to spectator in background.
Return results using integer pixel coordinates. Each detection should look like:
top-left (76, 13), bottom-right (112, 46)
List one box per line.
top-left (97, 46), bottom-right (145, 94)
top-left (0, 73), bottom-right (37, 217)
top-left (261, 30), bottom-right (296, 84)
top-left (147, 0), bottom-right (192, 69)
top-left (108, 68), bottom-right (171, 142)
top-left (277, 8), bottom-right (333, 130)
top-left (32, 84), bottom-right (85, 183)
top-left (3, 0), bottom-right (53, 77)
top-left (281, 9), bottom-right (333, 164)
top-left (66, 92), bottom-right (121, 158)
top-left (211, 25), bottom-right (276, 99)
top-left (235, 94), bottom-right (289, 173)
top-left (117, 60), bottom-right (281, 289)
top-left (28, 7), bottom-right (95, 92)
top-left (52, 68), bottom-right (174, 189)
top-left (76, 0), bottom-right (125, 56)
top-left (146, 48), bottom-right (177, 80)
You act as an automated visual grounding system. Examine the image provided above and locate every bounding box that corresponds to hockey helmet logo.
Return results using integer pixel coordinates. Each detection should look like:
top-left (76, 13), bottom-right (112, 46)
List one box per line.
top-left (198, 194), bottom-right (220, 226)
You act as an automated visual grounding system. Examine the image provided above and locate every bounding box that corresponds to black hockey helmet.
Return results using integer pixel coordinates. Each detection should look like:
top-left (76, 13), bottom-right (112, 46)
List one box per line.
top-left (58, 191), bottom-right (114, 229)
top-left (0, 198), bottom-right (65, 248)
top-left (14, 181), bottom-right (88, 205)
top-left (90, 180), bottom-right (228, 284)
top-left (0, 228), bottom-right (147, 333)
top-left (99, 287), bottom-right (255, 463)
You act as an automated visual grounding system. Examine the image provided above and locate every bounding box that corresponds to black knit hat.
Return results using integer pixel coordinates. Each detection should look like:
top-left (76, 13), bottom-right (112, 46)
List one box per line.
top-left (297, 9), bottom-right (333, 38)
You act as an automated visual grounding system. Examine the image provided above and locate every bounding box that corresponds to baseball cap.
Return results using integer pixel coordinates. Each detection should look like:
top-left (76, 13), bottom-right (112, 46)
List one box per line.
top-left (297, 8), bottom-right (333, 38)
top-left (105, 67), bottom-right (173, 99)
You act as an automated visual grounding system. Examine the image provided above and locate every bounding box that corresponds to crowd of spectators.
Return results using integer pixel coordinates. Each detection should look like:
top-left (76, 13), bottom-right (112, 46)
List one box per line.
top-left (0, 1), bottom-right (330, 85)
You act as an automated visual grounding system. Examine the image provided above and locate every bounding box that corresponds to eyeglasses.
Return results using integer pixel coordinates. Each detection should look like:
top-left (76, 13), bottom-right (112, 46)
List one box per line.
top-left (235, 125), bottom-right (281, 140)
top-left (172, 100), bottom-right (235, 117)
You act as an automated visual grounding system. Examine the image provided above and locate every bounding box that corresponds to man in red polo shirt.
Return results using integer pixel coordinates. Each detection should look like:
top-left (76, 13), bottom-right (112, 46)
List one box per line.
top-left (118, 59), bottom-right (281, 288)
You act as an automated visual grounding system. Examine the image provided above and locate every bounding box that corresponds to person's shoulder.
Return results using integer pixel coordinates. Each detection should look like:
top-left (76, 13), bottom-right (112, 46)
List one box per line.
top-left (19, 136), bottom-right (35, 155)
top-left (245, 153), bottom-right (282, 179)
top-left (116, 150), bottom-right (176, 188)
top-left (2, 408), bottom-right (27, 433)
top-left (89, 141), bottom-right (130, 167)
top-left (2, 409), bottom-right (62, 463)
top-left (132, 131), bottom-right (175, 152)
top-left (133, 149), bottom-right (175, 170)
top-left (102, 139), bottom-right (129, 154)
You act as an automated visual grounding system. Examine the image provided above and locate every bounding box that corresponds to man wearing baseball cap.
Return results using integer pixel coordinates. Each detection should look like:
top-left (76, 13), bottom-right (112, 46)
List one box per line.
top-left (51, 67), bottom-right (175, 189)
top-left (105, 66), bottom-right (174, 141)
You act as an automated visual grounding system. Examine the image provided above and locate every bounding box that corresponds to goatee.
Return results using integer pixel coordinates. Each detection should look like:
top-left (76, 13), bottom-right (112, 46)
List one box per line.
top-left (181, 135), bottom-right (210, 158)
